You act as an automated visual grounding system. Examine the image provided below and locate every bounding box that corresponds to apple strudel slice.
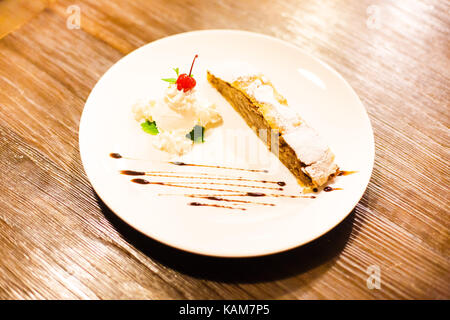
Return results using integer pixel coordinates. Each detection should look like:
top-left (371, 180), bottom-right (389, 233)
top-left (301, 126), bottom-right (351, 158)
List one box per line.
top-left (207, 70), bottom-right (338, 191)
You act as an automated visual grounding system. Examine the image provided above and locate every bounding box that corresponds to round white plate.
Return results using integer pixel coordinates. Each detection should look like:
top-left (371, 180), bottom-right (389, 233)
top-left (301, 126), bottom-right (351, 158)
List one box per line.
top-left (79, 30), bottom-right (374, 257)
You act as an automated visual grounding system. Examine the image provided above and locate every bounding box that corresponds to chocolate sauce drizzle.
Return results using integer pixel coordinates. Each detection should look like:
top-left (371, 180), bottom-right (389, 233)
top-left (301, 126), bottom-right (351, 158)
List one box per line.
top-left (170, 161), bottom-right (269, 173)
top-left (161, 181), bottom-right (283, 191)
top-left (186, 195), bottom-right (275, 206)
top-left (130, 179), bottom-right (276, 194)
top-left (313, 186), bottom-right (343, 193)
top-left (338, 170), bottom-right (358, 176)
top-left (133, 178), bottom-right (316, 199)
top-left (188, 202), bottom-right (246, 211)
top-left (131, 178), bottom-right (150, 184)
top-left (323, 186), bottom-right (343, 192)
top-left (127, 177), bottom-right (282, 191)
top-left (158, 192), bottom-right (316, 199)
top-left (310, 170), bottom-right (356, 193)
top-left (110, 152), bottom-right (357, 211)
top-left (110, 153), bottom-right (122, 159)
top-left (120, 170), bottom-right (285, 186)
top-left (110, 153), bottom-right (269, 173)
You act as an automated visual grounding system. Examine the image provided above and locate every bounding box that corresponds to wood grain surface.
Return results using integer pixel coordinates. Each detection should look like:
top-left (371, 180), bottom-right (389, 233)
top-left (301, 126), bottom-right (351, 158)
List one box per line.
top-left (0, 0), bottom-right (449, 299)
top-left (0, 0), bottom-right (55, 39)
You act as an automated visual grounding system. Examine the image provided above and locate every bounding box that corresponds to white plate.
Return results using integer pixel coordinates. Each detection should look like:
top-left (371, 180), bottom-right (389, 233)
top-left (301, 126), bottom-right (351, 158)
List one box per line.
top-left (79, 30), bottom-right (374, 257)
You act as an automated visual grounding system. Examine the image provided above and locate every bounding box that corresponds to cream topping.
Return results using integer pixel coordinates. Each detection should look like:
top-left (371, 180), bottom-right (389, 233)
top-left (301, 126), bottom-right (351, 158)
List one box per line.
top-left (132, 83), bottom-right (222, 155)
top-left (152, 129), bottom-right (193, 156)
top-left (164, 84), bottom-right (197, 113)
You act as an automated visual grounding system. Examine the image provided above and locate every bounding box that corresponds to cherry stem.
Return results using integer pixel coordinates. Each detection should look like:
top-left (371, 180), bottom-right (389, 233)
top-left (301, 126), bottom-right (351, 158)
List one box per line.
top-left (188, 54), bottom-right (198, 77)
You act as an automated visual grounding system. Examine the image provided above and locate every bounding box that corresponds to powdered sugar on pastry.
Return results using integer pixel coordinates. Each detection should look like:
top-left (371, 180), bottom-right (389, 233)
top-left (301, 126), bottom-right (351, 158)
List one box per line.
top-left (207, 65), bottom-right (338, 188)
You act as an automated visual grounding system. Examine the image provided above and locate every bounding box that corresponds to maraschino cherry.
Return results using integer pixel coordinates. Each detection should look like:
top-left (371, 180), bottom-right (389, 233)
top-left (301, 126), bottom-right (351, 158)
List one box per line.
top-left (176, 55), bottom-right (198, 92)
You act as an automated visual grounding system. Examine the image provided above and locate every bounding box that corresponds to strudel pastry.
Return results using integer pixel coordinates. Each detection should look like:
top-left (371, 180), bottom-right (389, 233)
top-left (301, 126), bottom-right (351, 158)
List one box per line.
top-left (207, 70), bottom-right (338, 190)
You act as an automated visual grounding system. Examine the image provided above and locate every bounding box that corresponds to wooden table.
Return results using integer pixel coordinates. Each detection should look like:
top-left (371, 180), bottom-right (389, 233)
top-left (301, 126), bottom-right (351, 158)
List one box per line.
top-left (0, 0), bottom-right (448, 300)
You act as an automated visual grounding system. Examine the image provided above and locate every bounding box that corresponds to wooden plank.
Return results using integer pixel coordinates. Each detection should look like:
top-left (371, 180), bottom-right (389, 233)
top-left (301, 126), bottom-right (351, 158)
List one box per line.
top-left (0, 0), bottom-right (55, 39)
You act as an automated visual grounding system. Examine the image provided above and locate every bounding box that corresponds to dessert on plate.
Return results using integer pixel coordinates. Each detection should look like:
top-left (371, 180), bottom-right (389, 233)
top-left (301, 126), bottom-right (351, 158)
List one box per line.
top-left (207, 66), bottom-right (338, 190)
top-left (133, 55), bottom-right (222, 155)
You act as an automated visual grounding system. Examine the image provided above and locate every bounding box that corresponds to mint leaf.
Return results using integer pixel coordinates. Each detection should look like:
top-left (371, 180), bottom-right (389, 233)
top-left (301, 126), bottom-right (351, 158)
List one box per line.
top-left (186, 125), bottom-right (205, 143)
top-left (162, 78), bottom-right (177, 84)
top-left (173, 68), bottom-right (179, 76)
top-left (141, 120), bottom-right (159, 135)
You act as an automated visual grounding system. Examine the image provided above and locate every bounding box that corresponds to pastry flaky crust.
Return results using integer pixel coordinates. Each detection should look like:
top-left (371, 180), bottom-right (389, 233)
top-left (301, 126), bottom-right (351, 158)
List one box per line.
top-left (207, 71), bottom-right (339, 191)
